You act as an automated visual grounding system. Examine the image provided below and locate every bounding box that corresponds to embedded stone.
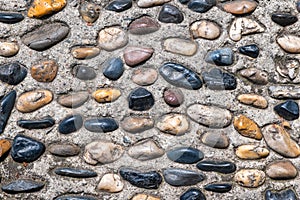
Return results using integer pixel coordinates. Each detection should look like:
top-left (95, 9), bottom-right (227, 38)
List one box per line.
top-left (0, 62), bottom-right (27, 85)
top-left (72, 65), bottom-right (96, 80)
top-left (274, 100), bottom-right (299, 121)
top-left (268, 85), bottom-right (300, 99)
top-left (132, 194), bottom-right (160, 200)
top-left (202, 68), bottom-right (237, 90)
top-left (0, 90), bottom-right (16, 134)
top-left (1, 179), bottom-right (44, 194)
top-left (239, 68), bottom-right (268, 85)
top-left (238, 44), bottom-right (259, 58)
top-left (48, 143), bottom-right (80, 157)
top-left (205, 48), bottom-right (234, 66)
top-left (276, 58), bottom-right (300, 80)
top-left (266, 160), bottom-right (297, 180)
top-left (17, 116), bottom-right (55, 129)
top-left (55, 196), bottom-right (97, 200)
top-left (137, 0), bottom-right (171, 7)
top-left (158, 4), bottom-right (184, 24)
top-left (128, 88), bottom-right (154, 111)
top-left (0, 12), bottom-right (24, 24)
top-left (97, 174), bottom-right (124, 193)
top-left (0, 42), bottom-right (19, 57)
top-left (106, 0), bottom-right (132, 12)
top-left (54, 167), bottom-right (97, 178)
top-left (157, 113), bottom-right (189, 135)
top-left (235, 144), bottom-right (269, 159)
top-left (121, 116), bottom-right (154, 133)
top-left (167, 147), bottom-right (203, 164)
top-left (233, 115), bottom-right (262, 140)
top-left (27, 0), bottom-right (66, 18)
top-left (237, 94), bottom-right (268, 109)
top-left (98, 27), bottom-right (128, 51)
top-left (102, 57), bottom-right (124, 80)
top-left (71, 46), bottom-right (100, 59)
top-left (265, 189), bottom-right (298, 200)
top-left (0, 139), bottom-right (11, 158)
top-left (30, 60), bottom-right (58, 82)
top-left (297, 1), bottom-right (300, 12)
top-left (200, 131), bottom-right (229, 149)
top-left (180, 188), bottom-right (206, 200)
top-left (197, 160), bottom-right (236, 174)
top-left (277, 34), bottom-right (300, 53)
top-left (128, 139), bottom-right (164, 161)
top-left (163, 168), bottom-right (205, 186)
top-left (58, 115), bottom-right (83, 134)
top-left (124, 46), bottom-right (154, 67)
top-left (221, 0), bottom-right (257, 15)
top-left (92, 88), bottom-right (121, 103)
top-left (204, 183), bottom-right (232, 193)
top-left (57, 91), bottom-right (89, 108)
top-left (271, 13), bottom-right (298, 26)
top-left (163, 38), bottom-right (197, 56)
top-left (234, 169), bottom-right (265, 188)
top-left (188, 0), bottom-right (216, 13)
top-left (190, 20), bottom-right (221, 40)
top-left (131, 67), bottom-right (158, 86)
top-left (79, 1), bottom-right (100, 23)
top-left (129, 16), bottom-right (160, 35)
top-left (84, 118), bottom-right (119, 133)
top-left (163, 88), bottom-right (184, 107)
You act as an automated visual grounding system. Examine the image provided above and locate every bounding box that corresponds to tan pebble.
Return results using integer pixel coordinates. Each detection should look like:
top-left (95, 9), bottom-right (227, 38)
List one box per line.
top-left (98, 174), bottom-right (124, 193)
top-left (131, 67), bottom-right (158, 86)
top-left (199, 131), bottom-right (229, 149)
top-left (157, 113), bottom-right (189, 135)
top-left (233, 115), bottom-right (262, 140)
top-left (239, 68), bottom-right (268, 85)
top-left (28, 0), bottom-right (66, 18)
top-left (234, 169), bottom-right (265, 188)
top-left (124, 46), bottom-right (154, 67)
top-left (0, 42), bottom-right (19, 57)
top-left (71, 46), bottom-right (100, 59)
top-left (57, 91), bottom-right (89, 108)
top-left (237, 94), bottom-right (268, 109)
top-left (48, 143), bottom-right (80, 157)
top-left (266, 160), bottom-right (297, 180)
top-left (98, 27), bottom-right (128, 51)
top-left (121, 116), bottom-right (154, 133)
top-left (128, 139), bottom-right (164, 161)
top-left (235, 144), bottom-right (269, 159)
top-left (277, 35), bottom-right (300, 53)
top-left (79, 1), bottom-right (101, 23)
top-left (0, 139), bottom-right (11, 158)
top-left (190, 20), bottom-right (221, 40)
top-left (137, 0), bottom-right (171, 8)
top-left (92, 88), bottom-right (121, 103)
top-left (132, 194), bottom-right (160, 200)
top-left (222, 0), bottom-right (257, 15)
top-left (163, 38), bottom-right (197, 56)
top-left (30, 60), bottom-right (58, 82)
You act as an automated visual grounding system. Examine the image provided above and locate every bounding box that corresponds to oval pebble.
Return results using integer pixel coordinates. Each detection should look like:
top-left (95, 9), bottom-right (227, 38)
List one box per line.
top-left (137, 0), bottom-right (171, 7)
top-left (233, 115), bottom-right (262, 140)
top-left (266, 160), bottom-right (297, 180)
top-left (0, 139), bottom-right (11, 158)
top-left (221, 0), bottom-right (257, 15)
top-left (204, 183), bottom-right (232, 193)
top-left (128, 88), bottom-right (154, 111)
top-left (1, 179), bottom-right (44, 194)
top-left (97, 174), bottom-right (124, 193)
top-left (205, 48), bottom-right (234, 66)
top-left (238, 44), bottom-right (259, 58)
top-left (235, 144), bottom-right (269, 159)
top-left (71, 46), bottom-right (100, 59)
top-left (54, 167), bottom-right (97, 178)
top-left (0, 90), bottom-right (16, 134)
top-left (84, 118), bottom-right (119, 133)
top-left (200, 131), bottom-right (229, 149)
top-left (163, 88), bottom-right (184, 107)
top-left (17, 116), bottom-right (55, 129)
top-left (163, 168), bottom-right (205, 186)
top-left (72, 65), bottom-right (96, 80)
top-left (167, 147), bottom-right (204, 164)
top-left (268, 85), bottom-right (300, 99)
top-left (239, 68), bottom-right (268, 85)
top-left (0, 12), bottom-right (24, 24)
top-left (163, 38), bottom-right (197, 56)
top-left (188, 0), bottom-right (216, 13)
top-left (124, 46), bottom-right (154, 67)
top-left (129, 16), bottom-right (160, 35)
top-left (271, 13), bottom-right (298, 27)
top-left (180, 188), bottom-right (206, 200)
top-left (0, 62), bottom-right (27, 85)
top-left (30, 60), bottom-right (58, 82)
top-left (237, 94), bottom-right (268, 109)
top-left (277, 34), bottom-right (300, 53)
top-left (234, 169), bottom-right (265, 188)
top-left (106, 0), bottom-right (132, 12)
top-left (132, 194), bottom-right (160, 200)
top-left (274, 100), bottom-right (299, 121)
top-left (128, 139), bottom-right (164, 161)
top-left (58, 115), bottom-right (83, 134)
top-left (102, 57), bottom-right (124, 80)
top-left (190, 20), bottom-right (221, 40)
top-left (131, 67), bottom-right (158, 86)
top-left (55, 196), bottom-right (97, 200)
top-left (57, 91), bottom-right (89, 108)
top-left (157, 113), bottom-right (189, 135)
top-left (0, 42), bottom-right (19, 57)
top-left (197, 160), bottom-right (236, 174)
top-left (265, 189), bottom-right (298, 200)
top-left (92, 88), bottom-right (121, 103)
top-left (98, 27), bottom-right (128, 51)
top-left (27, 0), bottom-right (66, 18)
top-left (202, 68), bottom-right (237, 90)
top-left (158, 4), bottom-right (184, 24)
top-left (49, 143), bottom-right (80, 157)
top-left (121, 116), bottom-right (154, 133)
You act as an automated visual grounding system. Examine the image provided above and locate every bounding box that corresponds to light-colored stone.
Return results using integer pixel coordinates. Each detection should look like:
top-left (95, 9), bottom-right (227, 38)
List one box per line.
top-left (234, 169), bottom-right (265, 188)
top-left (268, 85), bottom-right (300, 99)
top-left (121, 116), bottom-right (154, 133)
top-left (92, 88), bottom-right (121, 103)
top-left (98, 27), bottom-right (128, 51)
top-left (163, 38), bottom-right (197, 56)
top-left (0, 42), bottom-right (19, 57)
top-left (131, 194), bottom-right (160, 200)
top-left (239, 68), bottom-right (268, 85)
top-left (277, 34), bottom-right (300, 53)
top-left (97, 174), bottom-right (124, 193)
top-left (57, 91), bottom-right (89, 108)
top-left (71, 46), bottom-right (100, 59)
top-left (28, 0), bottom-right (66, 18)
top-left (128, 139), bottom-right (164, 161)
top-left (199, 130), bottom-right (230, 149)
top-left (235, 144), bottom-right (269, 159)
top-left (190, 20), bottom-right (221, 40)
top-left (266, 160), bottom-right (297, 180)
top-left (131, 67), bottom-right (158, 86)
top-left (237, 94), bottom-right (268, 109)
top-left (157, 113), bottom-right (189, 135)
top-left (124, 46), bottom-right (154, 67)
top-left (221, 0), bottom-right (257, 15)
top-left (276, 59), bottom-right (299, 80)
top-left (137, 0), bottom-right (171, 8)
top-left (233, 115), bottom-right (262, 140)
top-left (0, 139), bottom-right (11, 158)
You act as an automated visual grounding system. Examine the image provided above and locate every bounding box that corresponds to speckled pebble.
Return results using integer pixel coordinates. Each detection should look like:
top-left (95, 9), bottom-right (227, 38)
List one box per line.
top-left (79, 1), bottom-right (101, 23)
top-left (30, 60), bottom-right (58, 82)
top-left (27, 0), bottom-right (66, 18)
top-left (200, 131), bottom-right (229, 149)
top-left (92, 88), bottom-right (121, 103)
top-left (233, 115), bottom-right (262, 140)
top-left (163, 88), bottom-right (184, 107)
top-left (235, 144), bottom-right (269, 159)
top-left (268, 85), bottom-right (300, 99)
top-left (234, 169), bottom-right (265, 188)
top-left (0, 139), bottom-right (11, 158)
top-left (0, 42), bottom-right (19, 57)
top-left (71, 46), bottom-right (100, 59)
top-left (48, 143), bottom-right (80, 157)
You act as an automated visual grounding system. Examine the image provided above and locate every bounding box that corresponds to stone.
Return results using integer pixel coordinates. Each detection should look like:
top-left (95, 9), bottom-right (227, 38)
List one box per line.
top-left (221, 0), bottom-right (257, 15)
top-left (271, 13), bottom-right (297, 26)
top-left (262, 124), bottom-right (300, 158)
top-left (200, 131), bottom-right (229, 149)
top-left (205, 48), bottom-right (234, 66)
top-left (57, 91), bottom-right (89, 108)
top-left (237, 94), bottom-right (268, 109)
top-left (129, 16), bottom-right (160, 35)
top-left (79, 1), bottom-right (100, 23)
top-left (266, 160), bottom-right (297, 180)
top-left (167, 147), bottom-right (204, 164)
top-left (92, 88), bottom-right (121, 103)
top-left (83, 140), bottom-right (124, 165)
top-left (274, 100), bottom-right (299, 120)
top-left (180, 188), bottom-right (206, 200)
top-left (128, 139), bottom-right (164, 161)
top-left (268, 85), bottom-right (300, 99)
top-left (124, 46), bottom-right (154, 67)
top-left (16, 90), bottom-right (53, 113)
top-left (298, 1), bottom-right (300, 12)
top-left (97, 174), bottom-right (124, 193)
top-left (27, 0), bottom-right (66, 18)
top-left (234, 169), bottom-right (265, 188)
top-left (202, 68), bottom-right (237, 90)
top-left (190, 20), bottom-right (221, 40)
top-left (238, 44), bottom-right (259, 58)
top-left (235, 144), bottom-right (269, 159)
top-left (187, 104), bottom-right (232, 128)
top-left (233, 115), bottom-right (262, 140)
top-left (71, 46), bottom-right (100, 59)
top-left (0, 42), bottom-right (19, 57)
top-left (11, 134), bottom-right (45, 163)
top-left (157, 113), bottom-right (189, 135)
top-left (72, 65), bottom-right (96, 80)
top-left (137, 0), bottom-right (170, 7)
top-left (119, 167), bottom-right (162, 189)
top-left (0, 62), bottom-right (27, 85)
top-left (30, 60), bottom-right (58, 82)
top-left (17, 116), bottom-right (55, 129)
top-left (178, 0), bottom-right (190, 4)
top-left (132, 194), bottom-right (160, 200)
top-left (239, 68), bottom-right (268, 85)
top-left (128, 88), bottom-right (154, 111)
top-left (188, 0), bottom-right (216, 13)
top-left (58, 115), bottom-right (83, 134)
top-left (265, 189), bottom-right (298, 200)
top-left (163, 88), bottom-right (184, 107)
top-left (0, 12), bottom-right (24, 24)
top-left (0, 139), bottom-right (11, 158)
top-left (276, 58), bottom-right (300, 80)
top-left (204, 183), bottom-right (232, 193)
top-left (22, 22), bottom-right (70, 51)
top-left (102, 58), bottom-right (124, 80)
top-left (159, 62), bottom-right (202, 90)
top-left (277, 34), bottom-right (300, 53)
top-left (158, 4), bottom-right (184, 24)
top-left (1, 179), bottom-right (44, 194)
top-left (121, 116), bottom-right (154, 133)
top-left (54, 167), bottom-right (97, 178)
top-left (163, 168), bottom-right (205, 186)
top-left (196, 160), bottom-right (236, 174)
top-left (132, 68), bottom-right (158, 86)
top-left (0, 90), bottom-right (16, 134)
top-left (163, 38), bottom-right (197, 56)
top-left (98, 27), bottom-right (128, 51)
top-left (84, 118), bottom-right (119, 133)
top-left (49, 143), bottom-right (80, 157)
top-left (229, 17), bottom-right (265, 41)
top-left (55, 196), bottom-right (97, 200)
top-left (106, 0), bottom-right (132, 12)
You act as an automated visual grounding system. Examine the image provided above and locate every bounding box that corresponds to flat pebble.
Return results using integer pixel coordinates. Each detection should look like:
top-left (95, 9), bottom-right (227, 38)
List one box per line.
top-left (188, 0), bottom-right (216, 13)
top-left (0, 12), bottom-right (24, 24)
top-left (84, 118), bottom-right (119, 133)
top-left (235, 144), bottom-right (269, 159)
top-left (268, 85), bottom-right (300, 99)
top-left (190, 20), bottom-right (221, 40)
top-left (72, 65), bottom-right (96, 80)
top-left (205, 48), bottom-right (234, 66)
top-left (221, 0), bottom-right (257, 15)
top-left (71, 46), bottom-right (100, 59)
top-left (163, 168), bottom-right (205, 186)
top-left (49, 143), bottom-right (80, 157)
top-left (274, 100), bottom-right (299, 120)
top-left (132, 67), bottom-right (158, 86)
top-left (30, 60), bottom-right (58, 82)
top-left (234, 169), bottom-right (265, 188)
top-left (163, 38), bottom-right (197, 56)
top-left (238, 44), bottom-right (259, 58)
top-left (97, 174), bottom-right (124, 193)
top-left (121, 116), bottom-right (154, 133)
top-left (167, 147), bottom-right (203, 164)
top-left (1, 179), bottom-right (44, 194)
top-left (0, 139), bottom-right (11, 158)
top-left (266, 160), bottom-right (297, 180)
top-left (157, 113), bottom-right (189, 135)
top-left (58, 91), bottom-right (89, 108)
top-left (132, 194), bottom-right (160, 200)
top-left (200, 131), bottom-right (229, 149)
top-left (271, 13), bottom-right (297, 26)
top-left (27, 0), bottom-right (66, 18)
top-left (124, 46), bottom-right (154, 67)
top-left (163, 88), bottom-right (184, 107)
top-left (58, 115), bottom-right (83, 134)
top-left (202, 68), bottom-right (237, 90)
top-left (102, 58), bottom-right (124, 80)
top-left (237, 94), bottom-right (268, 108)
top-left (233, 115), bottom-right (262, 140)
top-left (0, 42), bottom-right (19, 57)
top-left (17, 116), bottom-right (55, 129)
top-left (92, 88), bottom-right (121, 103)
top-left (106, 0), bottom-right (132, 12)
top-left (0, 62), bottom-right (27, 85)
top-left (129, 16), bottom-right (160, 35)
top-left (197, 160), bottom-right (236, 174)
top-left (137, 0), bottom-right (171, 7)
top-left (98, 27), bottom-right (128, 51)
top-left (204, 183), bottom-right (232, 193)
top-left (0, 90), bottom-right (16, 134)
top-left (158, 4), bottom-right (184, 24)
top-left (79, 1), bottom-right (100, 23)
top-left (128, 139), bottom-right (164, 161)
top-left (239, 68), bottom-right (268, 85)
top-left (265, 189), bottom-right (298, 200)
top-left (128, 88), bottom-right (154, 111)
top-left (54, 167), bottom-right (97, 178)
top-left (180, 188), bottom-right (206, 200)
top-left (277, 34), bottom-right (300, 53)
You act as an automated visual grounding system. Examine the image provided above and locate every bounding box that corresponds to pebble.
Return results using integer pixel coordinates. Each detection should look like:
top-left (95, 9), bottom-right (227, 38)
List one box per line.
top-left (11, 134), bottom-right (45, 163)
top-left (163, 88), bottom-right (184, 107)
top-left (187, 104), bottom-right (232, 128)
top-left (119, 167), bottom-right (162, 189)
top-left (128, 139), bottom-right (164, 161)
top-left (83, 140), bottom-right (124, 165)
top-left (0, 62), bottom-right (27, 85)
top-left (188, 0), bottom-right (216, 13)
top-left (27, 0), bottom-right (66, 18)
top-left (196, 160), bottom-right (236, 174)
top-left (48, 143), bottom-right (80, 157)
top-left (128, 88), bottom-right (154, 111)
top-left (92, 88), bottom-right (121, 103)
top-left (120, 116), bottom-right (154, 133)
top-left (163, 38), bottom-right (197, 56)
top-left (204, 183), bottom-right (232, 193)
top-left (235, 144), bottom-right (269, 159)
top-left (157, 113), bottom-right (189, 135)
top-left (276, 58), bottom-right (299, 80)
top-left (167, 147), bottom-right (204, 164)
top-left (262, 124), bottom-right (300, 158)
top-left (132, 194), bottom-right (160, 200)
top-left (202, 68), bottom-right (237, 90)
top-left (268, 85), bottom-right (300, 99)
top-left (98, 27), bottom-right (128, 51)
top-left (106, 0), bottom-right (132, 12)
top-left (84, 118), bottom-right (119, 133)
top-left (1, 179), bottom-right (44, 194)
top-left (54, 167), bottom-right (97, 178)
top-left (266, 160), bottom-right (297, 180)
top-left (265, 189), bottom-right (298, 200)
top-left (55, 196), bottom-right (97, 200)
top-left (277, 34), bottom-right (300, 53)
top-left (163, 168), bottom-right (205, 186)
top-left (97, 174), bottom-right (124, 193)
top-left (72, 65), bottom-right (96, 80)
top-left (30, 60), bottom-right (58, 82)
top-left (271, 13), bottom-right (298, 26)
top-left (22, 22), bottom-right (70, 51)
top-left (239, 68), bottom-right (268, 85)
top-left (71, 46), bottom-right (100, 59)
top-left (0, 12), bottom-right (24, 24)
top-left (238, 44), bottom-right (259, 58)
top-left (229, 17), bottom-right (265, 41)
top-left (0, 90), bottom-right (16, 134)
top-left (0, 139), bottom-right (11, 158)
top-left (221, 0), bottom-right (257, 15)
top-left (158, 4), bottom-right (184, 24)
top-left (234, 169), bottom-right (265, 188)
top-left (180, 188), bottom-right (206, 200)
top-left (274, 100), bottom-right (299, 120)
top-left (132, 67), bottom-right (158, 86)
top-left (58, 115), bottom-right (83, 134)
top-left (0, 42), bottom-right (19, 57)
top-left (137, 0), bottom-right (171, 7)
top-left (237, 94), bottom-right (268, 109)
top-left (16, 90), bottom-right (53, 113)
top-left (58, 91), bottom-right (89, 108)
top-left (190, 20), bottom-right (221, 40)
top-left (102, 57), bottom-right (124, 80)
top-left (124, 46), bottom-right (154, 67)
top-left (79, 1), bottom-right (100, 23)
top-left (17, 116), bottom-right (55, 129)
top-left (298, 1), bottom-right (300, 12)
top-left (200, 131), bottom-right (229, 149)
top-left (205, 48), bottom-right (234, 66)
top-left (159, 62), bottom-right (202, 90)
top-left (233, 115), bottom-right (262, 140)
top-left (129, 16), bottom-right (160, 35)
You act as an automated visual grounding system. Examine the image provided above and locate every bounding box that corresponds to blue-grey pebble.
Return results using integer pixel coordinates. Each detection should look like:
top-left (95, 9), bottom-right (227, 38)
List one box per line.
top-left (265, 189), bottom-right (298, 200)
top-left (1, 179), bottom-right (44, 194)
top-left (73, 65), bottom-right (96, 80)
top-left (128, 88), bottom-right (154, 111)
top-left (163, 168), bottom-right (205, 186)
top-left (274, 100), bottom-right (299, 121)
top-left (84, 118), bottom-right (118, 133)
top-left (106, 0), bottom-right (132, 12)
top-left (17, 116), bottom-right (55, 129)
top-left (102, 58), bottom-right (124, 80)
top-left (54, 167), bottom-right (97, 178)
top-left (167, 147), bottom-right (204, 164)
top-left (180, 188), bottom-right (206, 200)
top-left (0, 62), bottom-right (27, 85)
top-left (202, 68), bottom-right (237, 90)
top-left (205, 48), bottom-right (234, 66)
top-left (238, 44), bottom-right (259, 58)
top-left (0, 90), bottom-right (16, 134)
top-left (188, 0), bottom-right (216, 13)
top-left (58, 115), bottom-right (83, 134)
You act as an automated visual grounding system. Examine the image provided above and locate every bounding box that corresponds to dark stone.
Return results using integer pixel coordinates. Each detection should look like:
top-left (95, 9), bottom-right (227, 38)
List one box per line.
top-left (0, 12), bottom-right (24, 24)
top-left (238, 44), bottom-right (259, 58)
top-left (167, 147), bottom-right (204, 164)
top-left (159, 62), bottom-right (202, 90)
top-left (0, 90), bottom-right (16, 134)
top-left (205, 48), bottom-right (234, 66)
top-left (58, 115), bottom-right (83, 134)
top-left (73, 65), bottom-right (96, 80)
top-left (17, 116), bottom-right (55, 129)
top-left (55, 196), bottom-right (97, 200)
top-left (84, 118), bottom-right (119, 133)
top-left (54, 167), bottom-right (97, 178)
top-left (11, 134), bottom-right (45, 163)
top-left (204, 183), bottom-right (232, 193)
top-left (128, 88), bottom-right (154, 111)
top-left (196, 160), bottom-right (236, 174)
top-left (265, 189), bottom-right (297, 200)
top-left (274, 100), bottom-right (299, 120)
top-left (119, 167), bottom-right (162, 189)
top-left (188, 0), bottom-right (216, 13)
top-left (128, 16), bottom-right (160, 35)
top-left (102, 57), bottom-right (124, 80)
top-left (0, 62), bottom-right (27, 85)
top-left (49, 143), bottom-right (80, 157)
top-left (180, 188), bottom-right (206, 200)
top-left (158, 4), bottom-right (184, 24)
top-left (1, 179), bottom-right (44, 194)
top-left (178, 0), bottom-right (190, 4)
top-left (271, 13), bottom-right (298, 26)
top-left (297, 1), bottom-right (300, 13)
top-left (106, 0), bottom-right (132, 12)
top-left (163, 168), bottom-right (205, 186)
top-left (202, 68), bottom-right (237, 90)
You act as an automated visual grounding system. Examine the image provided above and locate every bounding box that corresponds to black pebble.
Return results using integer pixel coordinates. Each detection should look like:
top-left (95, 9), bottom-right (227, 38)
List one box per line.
top-left (0, 12), bottom-right (24, 24)
top-left (180, 188), bottom-right (206, 200)
top-left (102, 57), bottom-right (124, 80)
top-left (58, 115), bottom-right (83, 134)
top-left (158, 4), bottom-right (184, 24)
top-left (54, 167), bottom-right (97, 178)
top-left (178, 0), bottom-right (190, 4)
top-left (196, 160), bottom-right (236, 174)
top-left (128, 88), bottom-right (154, 111)
top-left (84, 118), bottom-right (119, 133)
top-left (106, 0), bottom-right (132, 12)
top-left (73, 65), bottom-right (96, 80)
top-left (238, 44), bottom-right (259, 58)
top-left (0, 62), bottom-right (27, 85)
top-left (188, 0), bottom-right (216, 13)
top-left (297, 1), bottom-right (300, 13)
top-left (1, 179), bottom-right (44, 194)
top-left (55, 196), bottom-right (97, 200)
top-left (17, 116), bottom-right (55, 129)
top-left (265, 189), bottom-right (298, 200)
top-left (163, 168), bottom-right (205, 186)
top-left (167, 147), bottom-right (204, 164)
top-left (0, 90), bottom-right (16, 134)
top-left (205, 48), bottom-right (234, 66)
top-left (274, 100), bottom-right (299, 121)
top-left (271, 13), bottom-right (298, 26)
top-left (204, 183), bottom-right (232, 193)
top-left (202, 68), bottom-right (237, 90)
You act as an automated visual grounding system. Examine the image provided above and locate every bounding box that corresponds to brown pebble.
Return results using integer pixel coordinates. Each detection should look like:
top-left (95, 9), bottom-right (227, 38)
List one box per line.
top-left (0, 139), bottom-right (11, 158)
top-left (157, 113), bottom-right (189, 135)
top-left (190, 20), bottom-right (221, 40)
top-left (28, 0), bottom-right (67, 18)
top-left (237, 94), bottom-right (268, 109)
top-left (98, 27), bottom-right (128, 51)
top-left (221, 0), bottom-right (258, 15)
top-left (30, 60), bottom-right (58, 82)
top-left (48, 143), bottom-right (80, 157)
top-left (0, 42), bottom-right (19, 57)
top-left (163, 88), bottom-right (184, 107)
top-left (131, 67), bottom-right (158, 86)
top-left (71, 46), bottom-right (100, 59)
top-left (57, 91), bottom-right (89, 108)
top-left (277, 34), bottom-right (300, 53)
top-left (234, 169), bottom-right (265, 188)
top-left (129, 16), bottom-right (160, 35)
top-left (235, 144), bottom-right (269, 159)
top-left (199, 130), bottom-right (230, 149)
top-left (79, 1), bottom-right (101, 23)
top-left (239, 68), bottom-right (268, 85)
top-left (266, 160), bottom-right (297, 180)
top-left (121, 116), bottom-right (154, 133)
top-left (124, 46), bottom-right (154, 67)
top-left (233, 115), bottom-right (262, 140)
top-left (132, 194), bottom-right (160, 200)
top-left (92, 88), bottom-right (121, 103)
top-left (98, 174), bottom-right (124, 193)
